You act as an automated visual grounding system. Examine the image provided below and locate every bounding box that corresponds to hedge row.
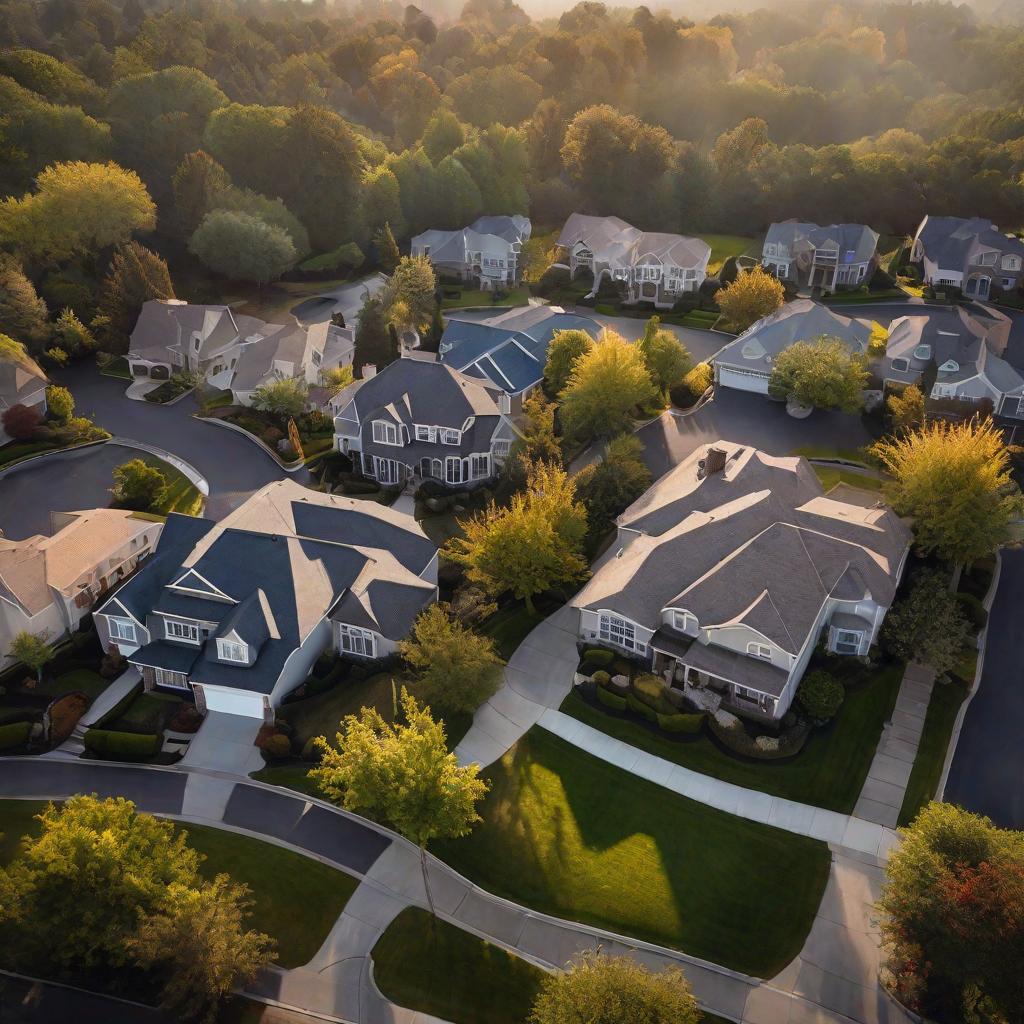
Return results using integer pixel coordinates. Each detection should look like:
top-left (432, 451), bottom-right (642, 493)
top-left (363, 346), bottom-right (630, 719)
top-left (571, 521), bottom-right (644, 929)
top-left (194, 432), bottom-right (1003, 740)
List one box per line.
top-left (596, 685), bottom-right (704, 735)
top-left (0, 720), bottom-right (32, 750)
top-left (707, 713), bottom-right (810, 761)
top-left (83, 728), bottom-right (161, 761)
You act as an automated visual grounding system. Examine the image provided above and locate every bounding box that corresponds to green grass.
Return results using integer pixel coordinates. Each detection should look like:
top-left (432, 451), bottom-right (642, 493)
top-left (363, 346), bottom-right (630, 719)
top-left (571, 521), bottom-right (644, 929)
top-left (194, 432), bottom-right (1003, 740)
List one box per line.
top-left (791, 444), bottom-right (874, 467)
top-left (138, 454), bottom-right (203, 516)
top-left (704, 234), bottom-right (760, 274)
top-left (373, 907), bottom-right (545, 1024)
top-left (813, 466), bottom-right (885, 493)
top-left (897, 679), bottom-right (969, 828)
top-left (433, 728), bottom-right (830, 977)
top-left (561, 662), bottom-right (904, 813)
top-left (0, 438), bottom-right (73, 467)
top-left (441, 287), bottom-right (529, 310)
top-left (99, 356), bottom-right (131, 379)
top-left (104, 690), bottom-right (181, 733)
top-left (52, 669), bottom-right (109, 701)
top-left (0, 800), bottom-right (357, 970)
top-left (251, 762), bottom-right (323, 797)
top-left (478, 599), bottom-right (564, 661)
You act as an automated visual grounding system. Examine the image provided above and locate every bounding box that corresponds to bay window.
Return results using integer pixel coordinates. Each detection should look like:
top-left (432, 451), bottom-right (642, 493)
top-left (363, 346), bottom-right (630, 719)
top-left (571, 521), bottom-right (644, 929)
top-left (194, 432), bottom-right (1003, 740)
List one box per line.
top-left (598, 612), bottom-right (646, 654)
top-left (338, 624), bottom-right (375, 658)
top-left (108, 617), bottom-right (137, 644)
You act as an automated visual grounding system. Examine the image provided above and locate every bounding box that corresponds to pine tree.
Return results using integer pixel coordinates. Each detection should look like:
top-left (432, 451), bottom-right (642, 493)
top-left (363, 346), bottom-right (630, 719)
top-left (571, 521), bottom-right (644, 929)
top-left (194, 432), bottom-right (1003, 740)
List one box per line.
top-left (374, 221), bottom-right (400, 273)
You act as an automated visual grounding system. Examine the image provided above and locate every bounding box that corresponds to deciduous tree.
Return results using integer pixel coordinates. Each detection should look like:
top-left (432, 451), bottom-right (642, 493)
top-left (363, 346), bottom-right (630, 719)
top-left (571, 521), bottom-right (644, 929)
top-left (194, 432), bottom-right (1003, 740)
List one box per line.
top-left (251, 378), bottom-right (308, 419)
top-left (112, 458), bottom-right (167, 512)
top-left (715, 267), bottom-right (785, 333)
top-left (171, 149), bottom-right (231, 238)
top-left (189, 210), bottom-right (297, 286)
top-left (311, 690), bottom-right (489, 914)
top-left (9, 630), bottom-right (54, 682)
top-left (53, 307), bottom-right (94, 356)
top-left (2, 402), bottom-right (43, 440)
top-left (45, 384), bottom-right (73, 422)
top-left (637, 316), bottom-right (692, 396)
top-left (573, 433), bottom-right (651, 549)
top-left (882, 569), bottom-right (971, 677)
top-left (530, 951), bottom-right (700, 1024)
top-left (872, 418), bottom-right (1022, 568)
top-left (887, 384), bottom-right (924, 434)
top-left (446, 459), bottom-right (588, 614)
top-left (401, 604), bottom-right (504, 715)
top-left (382, 255), bottom-right (436, 332)
top-left (768, 336), bottom-right (868, 413)
top-left (559, 330), bottom-right (655, 442)
top-left (543, 328), bottom-right (594, 396)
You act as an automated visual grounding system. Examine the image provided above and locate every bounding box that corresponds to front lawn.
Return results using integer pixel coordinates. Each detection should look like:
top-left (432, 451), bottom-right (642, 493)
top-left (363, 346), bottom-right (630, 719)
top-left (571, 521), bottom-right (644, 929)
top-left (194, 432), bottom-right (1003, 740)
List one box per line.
top-left (102, 689), bottom-right (183, 733)
top-left (373, 907), bottom-right (545, 1024)
top-left (433, 728), bottom-right (830, 977)
top-left (560, 661), bottom-right (904, 813)
top-left (479, 594), bottom-right (565, 661)
top-left (703, 234), bottom-right (760, 274)
top-left (897, 679), bottom-right (969, 827)
top-left (141, 454), bottom-right (203, 516)
top-left (812, 466), bottom-right (885, 493)
top-left (51, 669), bottom-right (110, 701)
top-left (440, 286), bottom-right (529, 310)
top-left (0, 801), bottom-right (357, 970)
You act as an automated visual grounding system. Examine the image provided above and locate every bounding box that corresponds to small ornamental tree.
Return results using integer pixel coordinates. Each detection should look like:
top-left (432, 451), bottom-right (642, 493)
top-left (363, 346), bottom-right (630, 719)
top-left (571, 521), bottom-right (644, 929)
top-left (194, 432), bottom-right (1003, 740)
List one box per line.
top-left (382, 255), bottom-right (436, 332)
top-left (311, 689), bottom-right (489, 915)
top-left (251, 378), bottom-right (308, 419)
top-left (796, 670), bottom-right (844, 721)
top-left (321, 365), bottom-right (354, 395)
top-left (636, 316), bottom-right (692, 397)
top-left (374, 221), bottom-right (401, 273)
top-left (400, 604), bottom-right (504, 715)
top-left (543, 328), bottom-right (594, 396)
top-left (767, 336), bottom-right (868, 413)
top-left (715, 266), bottom-right (785, 333)
top-left (881, 569), bottom-right (971, 677)
top-left (45, 384), bottom-right (74, 423)
top-left (574, 433), bottom-right (652, 548)
top-left (2, 402), bottom-right (43, 440)
top-left (887, 384), bottom-right (924, 434)
top-left (507, 391), bottom-right (562, 481)
top-left (112, 458), bottom-right (168, 512)
top-left (9, 629), bottom-right (55, 682)
top-left (53, 307), bottom-right (94, 356)
top-left (530, 952), bottom-right (700, 1024)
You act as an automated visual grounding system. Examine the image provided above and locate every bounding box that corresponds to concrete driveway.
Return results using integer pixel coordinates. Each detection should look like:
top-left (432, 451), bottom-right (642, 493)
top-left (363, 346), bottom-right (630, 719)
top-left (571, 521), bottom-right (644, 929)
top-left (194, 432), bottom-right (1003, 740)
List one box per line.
top-left (0, 363), bottom-right (306, 538)
top-left (290, 273), bottom-right (388, 326)
top-left (944, 547), bottom-right (1024, 828)
top-left (635, 389), bottom-right (875, 481)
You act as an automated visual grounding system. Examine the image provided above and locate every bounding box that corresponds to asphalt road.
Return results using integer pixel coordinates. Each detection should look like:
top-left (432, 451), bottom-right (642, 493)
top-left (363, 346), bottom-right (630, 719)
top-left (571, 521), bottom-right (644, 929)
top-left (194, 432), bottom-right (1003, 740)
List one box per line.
top-left (943, 548), bottom-right (1024, 828)
top-left (635, 389), bottom-right (874, 481)
top-left (0, 363), bottom-right (306, 539)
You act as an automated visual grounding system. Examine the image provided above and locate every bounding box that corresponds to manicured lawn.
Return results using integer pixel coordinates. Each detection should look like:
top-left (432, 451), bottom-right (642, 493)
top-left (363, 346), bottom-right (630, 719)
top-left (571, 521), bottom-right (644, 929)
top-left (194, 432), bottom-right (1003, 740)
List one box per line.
top-left (104, 690), bottom-right (181, 733)
top-left (140, 454), bottom-right (203, 516)
top-left (51, 669), bottom-right (110, 702)
top-left (813, 466), bottom-right (885, 493)
top-left (478, 596), bottom-right (564, 661)
top-left (0, 800), bottom-right (357, 969)
top-left (252, 761), bottom-right (323, 797)
top-left (441, 286), bottom-right (529, 310)
top-left (704, 234), bottom-right (759, 274)
top-left (791, 444), bottom-right (876, 467)
top-left (99, 356), bottom-right (131, 379)
top-left (433, 729), bottom-right (830, 977)
top-left (560, 661), bottom-right (904, 813)
top-left (897, 679), bottom-right (969, 827)
top-left (373, 907), bottom-right (545, 1024)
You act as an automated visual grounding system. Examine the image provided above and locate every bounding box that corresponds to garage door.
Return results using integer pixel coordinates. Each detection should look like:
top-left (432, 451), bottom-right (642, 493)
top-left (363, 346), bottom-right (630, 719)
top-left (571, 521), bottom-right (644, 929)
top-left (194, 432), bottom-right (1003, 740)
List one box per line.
top-left (197, 684), bottom-right (267, 719)
top-left (717, 368), bottom-right (770, 394)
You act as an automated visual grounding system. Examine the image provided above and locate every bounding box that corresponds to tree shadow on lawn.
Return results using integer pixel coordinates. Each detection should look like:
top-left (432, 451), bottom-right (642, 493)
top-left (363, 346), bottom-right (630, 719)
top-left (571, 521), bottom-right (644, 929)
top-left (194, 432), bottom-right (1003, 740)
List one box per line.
top-left (438, 729), bottom-right (831, 978)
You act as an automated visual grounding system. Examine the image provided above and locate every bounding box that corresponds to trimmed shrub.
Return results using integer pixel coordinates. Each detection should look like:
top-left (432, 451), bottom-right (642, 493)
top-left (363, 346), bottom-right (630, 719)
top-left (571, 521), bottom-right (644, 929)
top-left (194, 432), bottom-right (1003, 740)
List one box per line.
top-left (83, 728), bottom-right (161, 761)
top-left (582, 648), bottom-right (614, 666)
top-left (707, 713), bottom-right (811, 760)
top-left (670, 362), bottom-right (713, 408)
top-left (955, 592), bottom-right (988, 631)
top-left (0, 720), bottom-right (31, 750)
top-left (611, 657), bottom-right (633, 677)
top-left (626, 690), bottom-right (657, 723)
top-left (262, 733), bottom-right (292, 760)
top-left (167, 704), bottom-right (203, 733)
top-left (592, 670), bottom-right (611, 687)
top-left (596, 686), bottom-right (628, 711)
top-left (796, 670), bottom-right (845, 721)
top-left (301, 736), bottom-right (323, 762)
top-left (657, 711), bottom-right (704, 734)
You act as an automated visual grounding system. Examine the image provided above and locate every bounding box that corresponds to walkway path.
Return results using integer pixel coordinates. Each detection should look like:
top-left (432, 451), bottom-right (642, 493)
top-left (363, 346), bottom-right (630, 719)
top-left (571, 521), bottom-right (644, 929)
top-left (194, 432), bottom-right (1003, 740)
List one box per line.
top-left (854, 664), bottom-right (934, 827)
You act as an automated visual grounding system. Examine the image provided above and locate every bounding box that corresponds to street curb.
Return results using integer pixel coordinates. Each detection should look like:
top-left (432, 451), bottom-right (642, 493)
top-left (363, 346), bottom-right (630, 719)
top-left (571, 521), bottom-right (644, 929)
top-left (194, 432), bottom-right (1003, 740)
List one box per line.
top-left (195, 414), bottom-right (306, 473)
top-left (0, 437), bottom-right (109, 480)
top-left (108, 437), bottom-right (210, 497)
top-left (936, 550), bottom-right (1002, 801)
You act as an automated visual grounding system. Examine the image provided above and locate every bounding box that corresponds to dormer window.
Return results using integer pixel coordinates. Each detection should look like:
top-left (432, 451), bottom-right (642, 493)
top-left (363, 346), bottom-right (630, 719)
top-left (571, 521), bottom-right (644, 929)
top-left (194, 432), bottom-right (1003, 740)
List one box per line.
top-left (746, 642), bottom-right (771, 660)
top-left (372, 420), bottom-right (400, 445)
top-left (439, 427), bottom-right (460, 445)
top-left (415, 424), bottom-right (437, 442)
top-left (891, 358), bottom-right (910, 371)
top-left (912, 344), bottom-right (932, 361)
top-left (217, 639), bottom-right (248, 663)
top-left (672, 610), bottom-right (697, 635)
top-left (939, 359), bottom-right (959, 373)
top-left (165, 619), bottom-right (200, 643)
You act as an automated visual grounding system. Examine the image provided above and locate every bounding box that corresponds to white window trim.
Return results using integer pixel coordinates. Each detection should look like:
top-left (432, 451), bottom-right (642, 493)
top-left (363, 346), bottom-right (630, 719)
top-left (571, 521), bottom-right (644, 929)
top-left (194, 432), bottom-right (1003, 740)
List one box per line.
top-left (832, 628), bottom-right (864, 655)
top-left (415, 424), bottom-right (437, 443)
top-left (597, 612), bottom-right (647, 654)
top-left (470, 453), bottom-right (490, 480)
top-left (372, 420), bottom-right (400, 446)
top-left (375, 456), bottom-right (399, 485)
top-left (672, 610), bottom-right (697, 634)
top-left (154, 667), bottom-right (190, 690)
top-left (439, 427), bottom-right (461, 446)
top-left (217, 638), bottom-right (248, 663)
top-left (108, 616), bottom-right (137, 643)
top-left (338, 623), bottom-right (376, 658)
top-left (445, 456), bottom-right (463, 485)
top-left (746, 642), bottom-right (772, 660)
top-left (165, 619), bottom-right (200, 644)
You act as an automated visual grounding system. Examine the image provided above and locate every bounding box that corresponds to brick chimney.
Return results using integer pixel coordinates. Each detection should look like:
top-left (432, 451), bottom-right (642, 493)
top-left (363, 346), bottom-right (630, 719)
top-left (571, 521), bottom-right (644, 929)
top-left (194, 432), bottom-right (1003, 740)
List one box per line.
top-left (704, 446), bottom-right (728, 474)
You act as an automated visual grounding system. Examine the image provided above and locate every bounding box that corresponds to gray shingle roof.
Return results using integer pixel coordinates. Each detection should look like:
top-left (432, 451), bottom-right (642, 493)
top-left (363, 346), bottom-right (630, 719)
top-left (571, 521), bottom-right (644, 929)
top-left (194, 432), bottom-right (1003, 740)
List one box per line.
top-left (764, 221), bottom-right (878, 264)
top-left (557, 213), bottom-right (710, 271)
top-left (915, 215), bottom-right (1024, 271)
top-left (0, 346), bottom-right (48, 410)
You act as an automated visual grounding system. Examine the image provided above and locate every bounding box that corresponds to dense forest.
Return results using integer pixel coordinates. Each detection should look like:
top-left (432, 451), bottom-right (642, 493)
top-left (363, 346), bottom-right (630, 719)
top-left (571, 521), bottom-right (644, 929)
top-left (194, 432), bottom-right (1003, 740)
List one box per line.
top-left (1, 0), bottom-right (1023, 353)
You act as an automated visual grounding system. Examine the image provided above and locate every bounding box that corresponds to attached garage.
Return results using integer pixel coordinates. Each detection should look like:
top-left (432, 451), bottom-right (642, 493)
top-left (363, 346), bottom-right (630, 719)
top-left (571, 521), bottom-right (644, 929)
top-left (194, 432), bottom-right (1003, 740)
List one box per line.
top-left (716, 366), bottom-right (771, 394)
top-left (194, 684), bottom-right (269, 720)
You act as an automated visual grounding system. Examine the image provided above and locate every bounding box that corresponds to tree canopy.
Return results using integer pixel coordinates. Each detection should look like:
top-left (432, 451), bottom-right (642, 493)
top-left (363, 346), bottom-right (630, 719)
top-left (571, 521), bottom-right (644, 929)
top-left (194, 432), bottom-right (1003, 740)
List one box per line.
top-left (716, 268), bottom-right (785, 333)
top-left (188, 209), bottom-right (297, 285)
top-left (637, 316), bottom-right (692, 396)
top-left (543, 328), bottom-right (595, 397)
top-left (768, 336), bottom-right (868, 413)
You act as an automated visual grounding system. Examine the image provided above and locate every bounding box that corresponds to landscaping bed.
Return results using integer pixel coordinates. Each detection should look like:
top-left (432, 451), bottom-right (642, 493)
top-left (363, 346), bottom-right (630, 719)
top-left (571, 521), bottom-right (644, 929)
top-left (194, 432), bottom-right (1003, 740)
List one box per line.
top-left (372, 907), bottom-right (545, 1024)
top-left (440, 285), bottom-right (529, 310)
top-left (110, 453), bottom-right (203, 517)
top-left (143, 376), bottom-right (193, 404)
top-left (432, 728), bottom-right (831, 978)
top-left (564, 656), bottom-right (904, 813)
top-left (83, 683), bottom-right (187, 764)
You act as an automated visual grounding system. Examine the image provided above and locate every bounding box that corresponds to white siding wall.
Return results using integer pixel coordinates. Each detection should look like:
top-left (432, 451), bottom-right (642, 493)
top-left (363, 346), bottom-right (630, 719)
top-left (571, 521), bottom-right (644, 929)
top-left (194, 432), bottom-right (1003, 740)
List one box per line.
top-left (270, 617), bottom-right (333, 707)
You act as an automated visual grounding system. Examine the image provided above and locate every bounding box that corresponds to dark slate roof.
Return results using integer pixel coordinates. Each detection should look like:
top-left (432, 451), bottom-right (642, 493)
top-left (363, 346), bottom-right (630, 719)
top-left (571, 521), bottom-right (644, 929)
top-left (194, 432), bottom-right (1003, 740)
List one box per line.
top-left (915, 215), bottom-right (1024, 270)
top-left (216, 590), bottom-right (272, 652)
top-left (764, 221), bottom-right (878, 264)
top-left (681, 640), bottom-right (790, 696)
top-left (330, 577), bottom-right (435, 641)
top-left (130, 641), bottom-right (201, 673)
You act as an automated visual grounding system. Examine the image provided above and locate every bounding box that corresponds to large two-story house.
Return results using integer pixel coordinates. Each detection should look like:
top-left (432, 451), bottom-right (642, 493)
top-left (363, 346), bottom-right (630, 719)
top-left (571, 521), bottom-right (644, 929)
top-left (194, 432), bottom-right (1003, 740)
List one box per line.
top-left (714, 299), bottom-right (873, 396)
top-left (94, 480), bottom-right (438, 720)
top-left (0, 343), bottom-right (48, 444)
top-left (553, 213), bottom-right (710, 309)
top-left (1, 509), bottom-right (161, 667)
top-left (911, 216), bottom-right (1024, 300)
top-left (438, 305), bottom-right (601, 409)
top-left (331, 356), bottom-right (518, 490)
top-left (126, 300), bottom-right (355, 406)
top-left (882, 306), bottom-right (1024, 416)
top-left (411, 216), bottom-right (531, 290)
top-left (573, 442), bottom-right (911, 721)
top-left (762, 221), bottom-right (879, 291)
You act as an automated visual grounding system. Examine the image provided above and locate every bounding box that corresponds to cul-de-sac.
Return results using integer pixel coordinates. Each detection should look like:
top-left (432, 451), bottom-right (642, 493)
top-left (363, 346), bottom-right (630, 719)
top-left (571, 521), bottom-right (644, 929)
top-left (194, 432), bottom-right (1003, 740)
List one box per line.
top-left (1, 3), bottom-right (1023, 1022)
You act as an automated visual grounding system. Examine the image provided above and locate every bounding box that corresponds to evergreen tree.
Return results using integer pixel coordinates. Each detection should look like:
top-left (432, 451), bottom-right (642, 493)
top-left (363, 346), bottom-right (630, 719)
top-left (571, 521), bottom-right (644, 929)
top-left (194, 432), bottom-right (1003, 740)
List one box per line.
top-left (375, 221), bottom-right (400, 273)
top-left (98, 242), bottom-right (175, 352)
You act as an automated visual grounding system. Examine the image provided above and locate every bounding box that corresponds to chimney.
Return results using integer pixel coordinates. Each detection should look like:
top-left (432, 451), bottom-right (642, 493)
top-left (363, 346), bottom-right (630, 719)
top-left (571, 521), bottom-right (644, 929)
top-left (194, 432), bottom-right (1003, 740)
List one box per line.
top-left (704, 446), bottom-right (728, 475)
top-left (360, 363), bottom-right (377, 380)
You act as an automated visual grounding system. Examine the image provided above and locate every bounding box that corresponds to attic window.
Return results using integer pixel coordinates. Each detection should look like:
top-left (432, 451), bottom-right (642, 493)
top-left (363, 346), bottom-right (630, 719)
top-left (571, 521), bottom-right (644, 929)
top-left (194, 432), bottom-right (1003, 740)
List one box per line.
top-left (891, 358), bottom-right (910, 371)
top-left (746, 642), bottom-right (771, 660)
top-left (939, 359), bottom-right (960, 373)
top-left (217, 639), bottom-right (248, 663)
top-left (912, 344), bottom-right (931, 360)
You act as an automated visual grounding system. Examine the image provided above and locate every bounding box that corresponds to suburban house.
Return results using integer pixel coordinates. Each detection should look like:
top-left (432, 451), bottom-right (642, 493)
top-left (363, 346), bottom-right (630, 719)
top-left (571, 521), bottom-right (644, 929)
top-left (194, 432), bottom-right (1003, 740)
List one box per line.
top-left (553, 213), bottom-right (710, 309)
top-left (0, 509), bottom-right (162, 668)
top-left (714, 299), bottom-right (873, 395)
top-left (761, 221), bottom-right (879, 290)
top-left (0, 346), bottom-right (48, 444)
top-left (573, 442), bottom-right (911, 721)
top-left (126, 300), bottom-right (355, 406)
top-left (331, 356), bottom-right (518, 489)
top-left (911, 216), bottom-right (1024, 300)
top-left (438, 305), bottom-right (601, 407)
top-left (882, 306), bottom-right (1024, 416)
top-left (411, 216), bottom-right (531, 290)
top-left (93, 480), bottom-right (438, 720)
